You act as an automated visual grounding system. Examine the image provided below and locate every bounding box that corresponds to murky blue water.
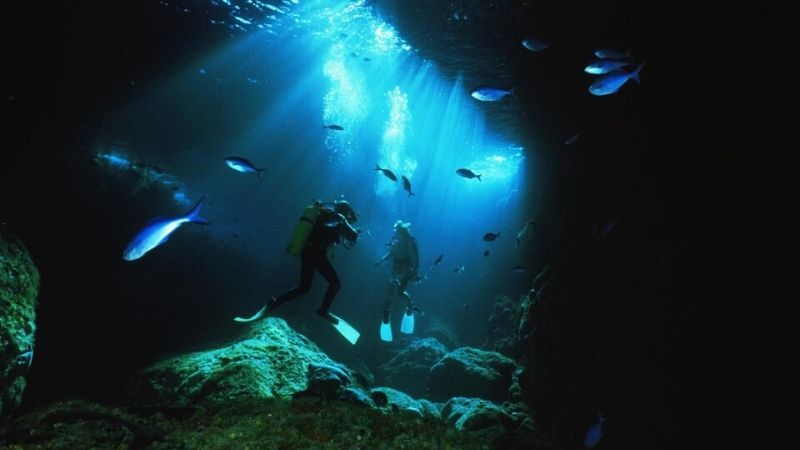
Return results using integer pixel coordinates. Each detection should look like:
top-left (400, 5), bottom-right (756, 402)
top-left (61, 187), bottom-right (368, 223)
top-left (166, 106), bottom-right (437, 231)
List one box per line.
top-left (91, 0), bottom-right (534, 353)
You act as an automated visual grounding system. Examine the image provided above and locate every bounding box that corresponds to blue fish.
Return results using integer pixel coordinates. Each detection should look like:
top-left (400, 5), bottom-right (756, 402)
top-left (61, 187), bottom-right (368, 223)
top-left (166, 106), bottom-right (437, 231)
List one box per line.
top-left (123, 197), bottom-right (210, 261)
top-left (584, 59), bottom-right (631, 75)
top-left (521, 38), bottom-right (549, 52)
top-left (470, 86), bottom-right (514, 102)
top-left (589, 62), bottom-right (645, 96)
top-left (584, 412), bottom-right (605, 448)
top-left (224, 156), bottom-right (266, 178)
top-left (594, 48), bottom-right (631, 59)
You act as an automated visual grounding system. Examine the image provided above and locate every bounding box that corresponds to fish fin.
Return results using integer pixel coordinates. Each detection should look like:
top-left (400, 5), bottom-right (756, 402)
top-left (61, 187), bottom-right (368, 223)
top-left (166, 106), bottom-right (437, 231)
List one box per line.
top-left (477, 174), bottom-right (482, 181)
top-left (186, 196), bottom-right (211, 225)
top-left (631, 61), bottom-right (645, 84)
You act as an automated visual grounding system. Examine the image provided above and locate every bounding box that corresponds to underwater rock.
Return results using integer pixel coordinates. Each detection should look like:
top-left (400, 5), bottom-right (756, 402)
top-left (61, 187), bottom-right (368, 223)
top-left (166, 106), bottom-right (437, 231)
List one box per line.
top-left (295, 362), bottom-right (353, 401)
top-left (0, 228), bottom-right (40, 417)
top-left (368, 387), bottom-right (438, 418)
top-left (347, 358), bottom-right (376, 387)
top-left (378, 337), bottom-right (447, 398)
top-left (427, 347), bottom-right (518, 403)
top-left (420, 318), bottom-right (460, 349)
top-left (416, 398), bottom-right (442, 419)
top-left (126, 317), bottom-right (339, 406)
top-left (339, 386), bottom-right (373, 407)
top-left (482, 295), bottom-right (522, 356)
top-left (370, 390), bottom-right (388, 406)
top-left (440, 397), bottom-right (509, 432)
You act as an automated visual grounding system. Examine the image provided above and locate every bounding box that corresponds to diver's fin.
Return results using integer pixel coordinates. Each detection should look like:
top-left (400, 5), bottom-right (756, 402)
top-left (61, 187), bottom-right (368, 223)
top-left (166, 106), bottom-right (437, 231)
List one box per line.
top-left (327, 313), bottom-right (360, 345)
top-left (400, 309), bottom-right (415, 334)
top-left (233, 304), bottom-right (267, 323)
top-left (380, 317), bottom-right (393, 342)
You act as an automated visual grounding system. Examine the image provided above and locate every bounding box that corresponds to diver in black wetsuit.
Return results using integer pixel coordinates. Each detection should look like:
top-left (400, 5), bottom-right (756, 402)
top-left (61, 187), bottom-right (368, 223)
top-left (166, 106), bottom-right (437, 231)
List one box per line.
top-left (235, 200), bottom-right (359, 324)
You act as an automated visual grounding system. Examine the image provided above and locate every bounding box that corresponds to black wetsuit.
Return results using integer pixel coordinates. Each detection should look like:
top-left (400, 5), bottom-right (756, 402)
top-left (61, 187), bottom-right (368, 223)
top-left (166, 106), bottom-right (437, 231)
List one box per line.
top-left (272, 207), bottom-right (358, 314)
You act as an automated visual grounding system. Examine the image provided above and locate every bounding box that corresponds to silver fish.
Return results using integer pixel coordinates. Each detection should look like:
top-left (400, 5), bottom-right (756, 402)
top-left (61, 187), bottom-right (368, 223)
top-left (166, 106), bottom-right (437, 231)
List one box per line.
top-left (470, 86), bottom-right (514, 102)
top-left (589, 62), bottom-right (645, 96)
top-left (584, 59), bottom-right (631, 75)
top-left (123, 197), bottom-right (210, 261)
top-left (521, 38), bottom-right (549, 52)
top-left (224, 157), bottom-right (265, 177)
top-left (594, 48), bottom-right (631, 59)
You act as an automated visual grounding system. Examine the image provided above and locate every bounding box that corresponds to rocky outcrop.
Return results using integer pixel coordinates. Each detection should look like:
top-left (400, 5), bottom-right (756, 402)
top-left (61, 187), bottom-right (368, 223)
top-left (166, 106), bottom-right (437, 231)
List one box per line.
top-left (0, 228), bottom-right (40, 417)
top-left (378, 337), bottom-right (447, 398)
top-left (420, 317), bottom-right (460, 349)
top-left (482, 295), bottom-right (521, 356)
top-left (428, 347), bottom-right (518, 403)
top-left (126, 317), bottom-right (337, 406)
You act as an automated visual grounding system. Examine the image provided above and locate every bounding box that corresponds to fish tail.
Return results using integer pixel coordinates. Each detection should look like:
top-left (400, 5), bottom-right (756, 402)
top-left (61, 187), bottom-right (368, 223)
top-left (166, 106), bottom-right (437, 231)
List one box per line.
top-left (511, 86), bottom-right (517, 96)
top-left (375, 165), bottom-right (381, 171)
top-left (631, 61), bottom-right (645, 84)
top-left (477, 174), bottom-right (482, 181)
top-left (186, 196), bottom-right (211, 225)
top-left (409, 191), bottom-right (415, 197)
top-left (257, 169), bottom-right (265, 179)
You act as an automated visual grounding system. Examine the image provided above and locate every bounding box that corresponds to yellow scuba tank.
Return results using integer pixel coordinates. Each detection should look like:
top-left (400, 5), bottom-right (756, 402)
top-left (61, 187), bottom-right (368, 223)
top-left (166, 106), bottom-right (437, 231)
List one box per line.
top-left (286, 200), bottom-right (322, 256)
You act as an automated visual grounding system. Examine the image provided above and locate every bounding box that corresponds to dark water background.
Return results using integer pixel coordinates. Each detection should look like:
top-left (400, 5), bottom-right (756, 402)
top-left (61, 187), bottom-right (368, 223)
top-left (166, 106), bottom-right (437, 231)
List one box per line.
top-left (1, 0), bottom-right (793, 448)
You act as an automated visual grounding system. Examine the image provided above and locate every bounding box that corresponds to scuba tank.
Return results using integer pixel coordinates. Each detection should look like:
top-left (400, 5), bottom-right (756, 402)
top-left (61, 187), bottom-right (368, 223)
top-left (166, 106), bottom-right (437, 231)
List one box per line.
top-left (286, 200), bottom-right (322, 256)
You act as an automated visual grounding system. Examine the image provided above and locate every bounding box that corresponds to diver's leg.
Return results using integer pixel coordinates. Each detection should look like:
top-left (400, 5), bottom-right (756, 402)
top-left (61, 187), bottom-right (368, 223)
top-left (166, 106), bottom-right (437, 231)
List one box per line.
top-left (272, 249), bottom-right (316, 309)
top-left (234, 248), bottom-right (316, 323)
top-left (396, 276), bottom-right (413, 309)
top-left (382, 280), bottom-right (398, 321)
top-left (316, 254), bottom-right (341, 315)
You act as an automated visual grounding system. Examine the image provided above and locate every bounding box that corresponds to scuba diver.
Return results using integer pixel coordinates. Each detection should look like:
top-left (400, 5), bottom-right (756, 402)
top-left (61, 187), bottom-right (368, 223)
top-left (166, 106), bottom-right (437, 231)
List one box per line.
top-left (375, 220), bottom-right (420, 341)
top-left (234, 199), bottom-right (361, 344)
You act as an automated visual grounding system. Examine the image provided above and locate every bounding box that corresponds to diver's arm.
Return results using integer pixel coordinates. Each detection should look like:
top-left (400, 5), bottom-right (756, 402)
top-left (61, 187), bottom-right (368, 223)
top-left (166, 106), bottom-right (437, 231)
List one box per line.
top-left (338, 216), bottom-right (359, 242)
top-left (375, 251), bottom-right (391, 266)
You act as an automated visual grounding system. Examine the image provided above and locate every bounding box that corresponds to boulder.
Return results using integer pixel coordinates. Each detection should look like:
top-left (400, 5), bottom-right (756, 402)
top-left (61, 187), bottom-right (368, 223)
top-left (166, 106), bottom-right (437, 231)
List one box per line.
top-left (126, 317), bottom-right (336, 406)
top-left (378, 337), bottom-right (447, 398)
